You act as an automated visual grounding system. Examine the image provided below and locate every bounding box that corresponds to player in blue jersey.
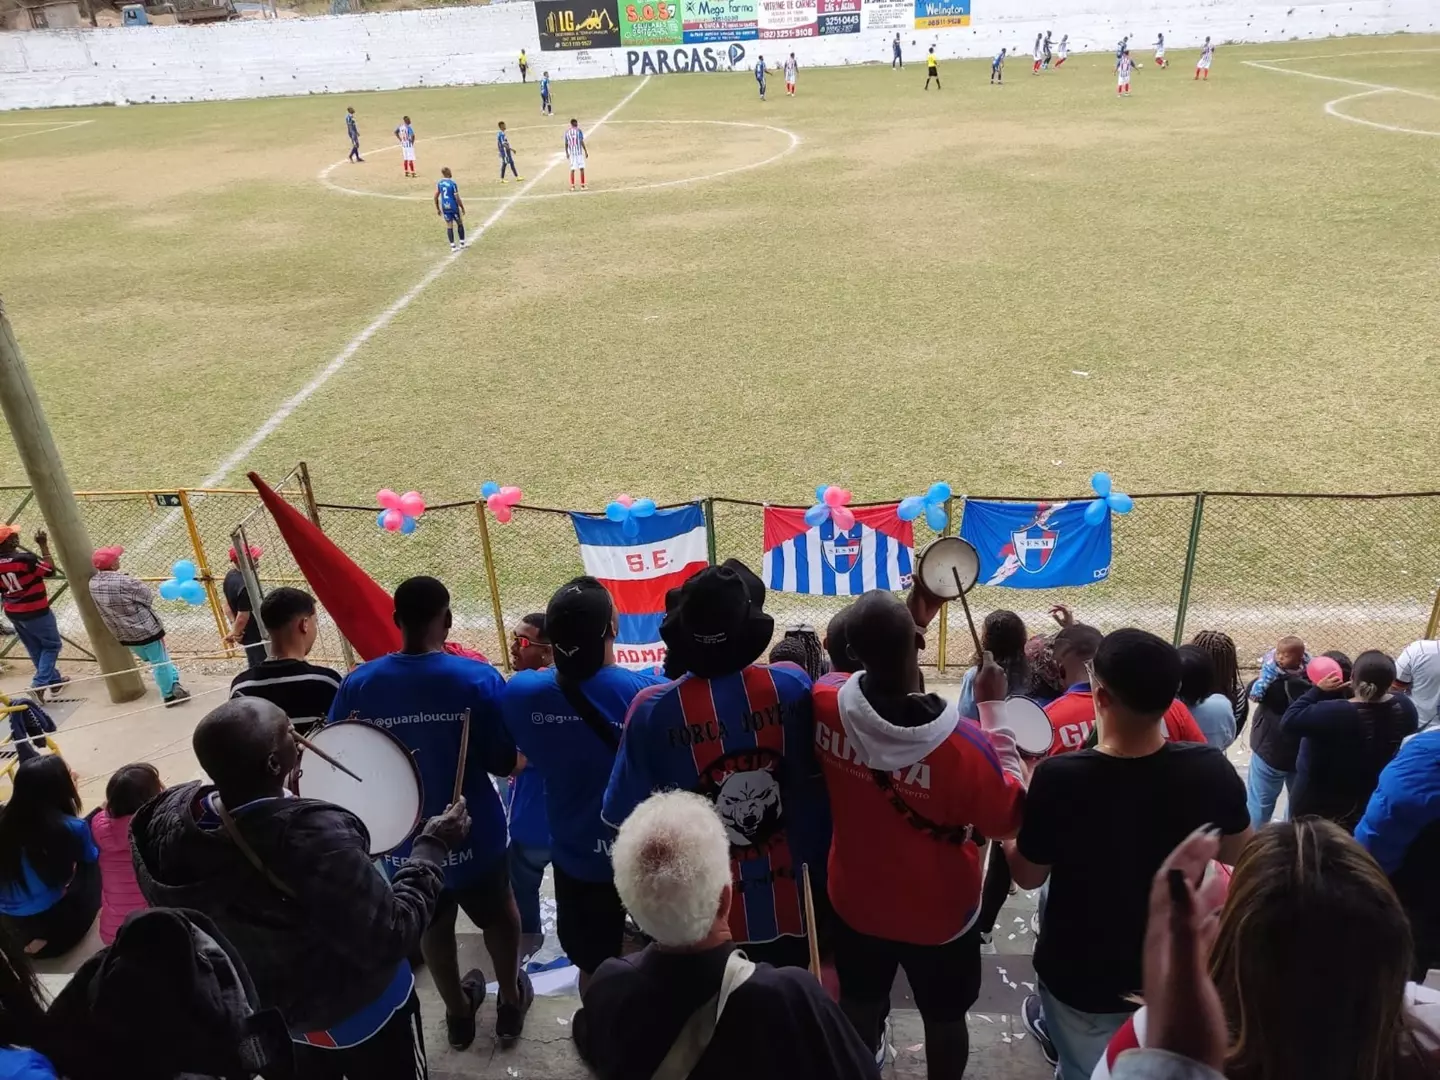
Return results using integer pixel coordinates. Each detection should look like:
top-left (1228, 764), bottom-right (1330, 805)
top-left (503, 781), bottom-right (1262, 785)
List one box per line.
top-left (540, 71), bottom-right (553, 115)
top-left (755, 55), bottom-right (767, 100)
top-left (991, 47), bottom-right (1006, 84)
top-left (565, 118), bottom-right (588, 191)
top-left (345, 106), bottom-right (363, 163)
top-left (497, 121), bottom-right (523, 183)
top-left (434, 167), bottom-right (466, 252)
top-left (892, 32), bottom-right (902, 69)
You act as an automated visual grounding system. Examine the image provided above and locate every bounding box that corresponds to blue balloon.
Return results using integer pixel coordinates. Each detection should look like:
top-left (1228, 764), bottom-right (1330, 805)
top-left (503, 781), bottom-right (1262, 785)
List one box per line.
top-left (621, 516), bottom-right (640, 539)
top-left (897, 496), bottom-right (925, 521)
top-left (804, 504), bottom-right (829, 527)
top-left (926, 481), bottom-right (952, 504)
top-left (815, 485), bottom-right (829, 503)
top-left (481, 481), bottom-right (500, 499)
top-left (376, 510), bottom-right (390, 529)
top-left (158, 579), bottom-right (182, 601)
top-left (631, 498), bottom-right (657, 518)
top-left (171, 559), bottom-right (197, 582)
top-left (1109, 492), bottom-right (1134, 514)
top-left (179, 580), bottom-right (207, 606)
top-left (605, 501), bottom-right (628, 523)
top-left (1084, 499), bottom-right (1109, 526)
top-left (925, 503), bottom-right (949, 532)
top-left (399, 515), bottom-right (418, 534)
top-left (1091, 472), bottom-right (1113, 498)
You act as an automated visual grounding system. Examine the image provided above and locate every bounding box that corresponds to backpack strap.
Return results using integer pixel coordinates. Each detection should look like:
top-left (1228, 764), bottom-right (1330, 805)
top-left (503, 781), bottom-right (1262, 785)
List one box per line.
top-left (214, 797), bottom-right (298, 900)
top-left (556, 674), bottom-right (621, 753)
top-left (649, 950), bottom-right (757, 1080)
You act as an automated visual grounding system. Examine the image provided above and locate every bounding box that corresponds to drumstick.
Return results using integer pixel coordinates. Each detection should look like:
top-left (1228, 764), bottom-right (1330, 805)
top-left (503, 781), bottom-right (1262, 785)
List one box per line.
top-left (952, 566), bottom-right (984, 658)
top-left (294, 733), bottom-right (364, 783)
top-left (802, 863), bottom-right (822, 981)
top-left (452, 708), bottom-right (471, 806)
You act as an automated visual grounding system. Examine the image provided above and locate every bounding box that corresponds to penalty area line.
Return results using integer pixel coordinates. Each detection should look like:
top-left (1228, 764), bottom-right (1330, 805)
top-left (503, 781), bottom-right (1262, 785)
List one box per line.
top-left (193, 74), bottom-right (652, 492)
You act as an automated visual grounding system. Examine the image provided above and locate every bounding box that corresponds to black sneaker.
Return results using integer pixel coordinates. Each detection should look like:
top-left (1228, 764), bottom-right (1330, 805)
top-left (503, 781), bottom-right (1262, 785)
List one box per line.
top-left (1021, 993), bottom-right (1058, 1067)
top-left (163, 685), bottom-right (192, 708)
top-left (495, 969), bottom-right (533, 1045)
top-left (445, 969), bottom-right (488, 1050)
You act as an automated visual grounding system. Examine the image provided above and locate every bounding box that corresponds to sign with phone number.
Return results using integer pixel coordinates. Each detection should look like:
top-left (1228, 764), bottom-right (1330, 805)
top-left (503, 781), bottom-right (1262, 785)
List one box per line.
top-left (620, 0), bottom-right (683, 43)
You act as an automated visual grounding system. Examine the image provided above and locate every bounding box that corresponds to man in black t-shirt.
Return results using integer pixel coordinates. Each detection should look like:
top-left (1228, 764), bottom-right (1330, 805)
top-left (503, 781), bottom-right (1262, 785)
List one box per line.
top-left (1004, 629), bottom-right (1250, 1080)
top-left (222, 545), bottom-right (266, 668)
top-left (230, 587), bottom-right (341, 736)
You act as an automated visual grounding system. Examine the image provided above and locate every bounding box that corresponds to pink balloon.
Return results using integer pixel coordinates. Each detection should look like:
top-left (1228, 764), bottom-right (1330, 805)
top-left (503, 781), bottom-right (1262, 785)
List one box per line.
top-left (823, 486), bottom-right (846, 508)
top-left (377, 488), bottom-right (401, 510)
top-left (616, 493), bottom-right (635, 508)
top-left (494, 504), bottom-right (513, 524)
top-left (499, 486), bottom-right (523, 503)
top-left (399, 491), bottom-right (426, 517)
top-left (838, 488), bottom-right (853, 504)
top-left (831, 506), bottom-right (856, 530)
top-left (487, 493), bottom-right (504, 512)
top-left (382, 508), bottom-right (404, 531)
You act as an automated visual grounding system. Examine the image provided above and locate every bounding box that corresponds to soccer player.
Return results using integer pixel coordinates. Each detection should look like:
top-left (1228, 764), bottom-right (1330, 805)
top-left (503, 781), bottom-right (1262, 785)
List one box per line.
top-left (565, 118), bottom-right (588, 191)
top-left (518, 48), bottom-right (529, 83)
top-left (892, 32), bottom-right (902, 69)
top-left (1055, 33), bottom-right (1069, 67)
top-left (1116, 48), bottom-right (1135, 96)
top-left (497, 121), bottom-right (522, 183)
top-left (784, 52), bottom-right (797, 95)
top-left (1033, 32), bottom-right (1043, 74)
top-left (1116, 35), bottom-right (1128, 61)
top-left (755, 54), bottom-right (767, 100)
top-left (345, 106), bottom-right (363, 163)
top-left (990, 47), bottom-right (1006, 84)
top-left (395, 115), bottom-right (416, 177)
top-left (924, 46), bottom-right (940, 89)
top-left (540, 71), bottom-right (553, 115)
top-left (1154, 32), bottom-right (1168, 68)
top-left (1043, 29), bottom-right (1053, 68)
top-left (1196, 36), bottom-right (1214, 79)
top-left (434, 167), bottom-right (466, 251)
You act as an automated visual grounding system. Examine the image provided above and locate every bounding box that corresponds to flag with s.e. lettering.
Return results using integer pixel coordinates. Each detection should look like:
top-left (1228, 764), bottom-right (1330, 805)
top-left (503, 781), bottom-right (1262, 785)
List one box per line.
top-left (570, 503), bottom-right (707, 664)
top-left (762, 504), bottom-right (914, 595)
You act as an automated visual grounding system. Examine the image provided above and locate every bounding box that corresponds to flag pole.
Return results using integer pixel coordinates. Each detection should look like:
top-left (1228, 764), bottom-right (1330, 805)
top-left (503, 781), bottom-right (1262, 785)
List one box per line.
top-left (474, 501), bottom-right (511, 675)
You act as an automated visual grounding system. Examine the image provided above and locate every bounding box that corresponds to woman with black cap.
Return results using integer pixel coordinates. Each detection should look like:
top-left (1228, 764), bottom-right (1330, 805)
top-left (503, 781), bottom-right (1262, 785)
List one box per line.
top-left (499, 576), bottom-right (666, 992)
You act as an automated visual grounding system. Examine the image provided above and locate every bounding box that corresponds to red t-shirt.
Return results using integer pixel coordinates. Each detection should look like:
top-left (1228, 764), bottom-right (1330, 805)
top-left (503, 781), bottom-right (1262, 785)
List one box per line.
top-left (1042, 685), bottom-right (1207, 756)
top-left (815, 673), bottom-right (1026, 945)
top-left (0, 548), bottom-right (52, 618)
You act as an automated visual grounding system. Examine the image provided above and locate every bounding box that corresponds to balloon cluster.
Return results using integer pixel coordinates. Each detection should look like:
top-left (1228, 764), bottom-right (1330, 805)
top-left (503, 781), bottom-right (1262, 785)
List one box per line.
top-left (159, 560), bottom-right (207, 606)
top-left (898, 482), bottom-right (952, 532)
top-left (481, 481), bottom-right (524, 524)
top-left (376, 489), bottom-right (426, 534)
top-left (1084, 472), bottom-right (1135, 525)
top-left (805, 485), bottom-right (855, 531)
top-left (605, 493), bottom-right (657, 538)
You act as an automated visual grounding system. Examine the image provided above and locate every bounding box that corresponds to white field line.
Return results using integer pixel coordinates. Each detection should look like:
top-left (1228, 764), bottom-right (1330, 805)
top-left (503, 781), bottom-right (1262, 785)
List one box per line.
top-left (0, 120), bottom-right (93, 145)
top-left (1244, 51), bottom-right (1440, 136)
top-left (321, 119), bottom-right (801, 204)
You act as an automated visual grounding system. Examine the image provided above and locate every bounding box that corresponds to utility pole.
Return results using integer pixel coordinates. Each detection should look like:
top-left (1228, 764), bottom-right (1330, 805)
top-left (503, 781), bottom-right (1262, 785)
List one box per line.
top-left (0, 297), bottom-right (144, 703)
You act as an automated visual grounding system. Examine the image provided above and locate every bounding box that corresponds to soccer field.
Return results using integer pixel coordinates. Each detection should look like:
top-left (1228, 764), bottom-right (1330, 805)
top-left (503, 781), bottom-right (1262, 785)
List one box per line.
top-left (1, 36), bottom-right (1438, 509)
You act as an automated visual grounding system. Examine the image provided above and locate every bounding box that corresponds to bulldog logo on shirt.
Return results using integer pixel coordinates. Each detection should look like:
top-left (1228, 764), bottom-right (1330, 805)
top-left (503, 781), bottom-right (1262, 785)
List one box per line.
top-left (696, 747), bottom-right (785, 849)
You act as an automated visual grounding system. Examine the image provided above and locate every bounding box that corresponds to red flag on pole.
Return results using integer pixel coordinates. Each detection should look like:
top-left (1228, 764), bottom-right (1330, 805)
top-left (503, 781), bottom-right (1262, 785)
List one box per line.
top-left (247, 472), bottom-right (401, 662)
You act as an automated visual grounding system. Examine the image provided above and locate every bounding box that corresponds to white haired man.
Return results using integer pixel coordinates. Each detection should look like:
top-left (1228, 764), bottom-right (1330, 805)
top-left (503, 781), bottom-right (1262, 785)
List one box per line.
top-left (573, 791), bottom-right (878, 1079)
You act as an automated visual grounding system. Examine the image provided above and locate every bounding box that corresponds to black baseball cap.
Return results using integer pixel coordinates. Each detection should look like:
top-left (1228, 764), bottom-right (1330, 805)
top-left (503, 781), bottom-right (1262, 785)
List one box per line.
top-left (546, 576), bottom-right (614, 680)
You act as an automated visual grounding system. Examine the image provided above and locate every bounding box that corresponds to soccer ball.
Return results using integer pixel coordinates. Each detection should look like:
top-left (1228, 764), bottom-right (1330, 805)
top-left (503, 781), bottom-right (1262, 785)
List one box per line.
top-left (1135, 61), bottom-right (1145, 67)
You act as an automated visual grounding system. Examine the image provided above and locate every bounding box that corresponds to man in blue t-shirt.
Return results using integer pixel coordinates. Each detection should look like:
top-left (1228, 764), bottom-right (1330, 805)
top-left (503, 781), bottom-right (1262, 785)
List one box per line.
top-left (602, 560), bottom-right (828, 970)
top-left (502, 577), bottom-right (666, 990)
top-left (328, 576), bottom-right (532, 1049)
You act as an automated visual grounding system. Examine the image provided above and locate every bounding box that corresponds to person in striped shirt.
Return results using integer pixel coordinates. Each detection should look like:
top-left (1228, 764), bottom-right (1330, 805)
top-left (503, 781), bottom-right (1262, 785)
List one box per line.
top-left (0, 526), bottom-right (63, 696)
top-left (1116, 48), bottom-right (1136, 96)
top-left (395, 116), bottom-right (416, 178)
top-left (565, 118), bottom-right (588, 191)
top-left (1195, 36), bottom-right (1214, 79)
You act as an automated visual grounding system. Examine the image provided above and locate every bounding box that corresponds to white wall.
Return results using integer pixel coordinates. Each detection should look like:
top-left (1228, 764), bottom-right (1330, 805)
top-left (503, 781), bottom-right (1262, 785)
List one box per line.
top-left (0, 0), bottom-right (1434, 110)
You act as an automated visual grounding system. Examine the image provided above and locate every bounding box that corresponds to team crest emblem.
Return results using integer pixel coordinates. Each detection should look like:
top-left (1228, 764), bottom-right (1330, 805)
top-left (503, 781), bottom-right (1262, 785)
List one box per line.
top-left (1011, 518), bottom-right (1058, 573)
top-left (822, 523), bottom-right (863, 575)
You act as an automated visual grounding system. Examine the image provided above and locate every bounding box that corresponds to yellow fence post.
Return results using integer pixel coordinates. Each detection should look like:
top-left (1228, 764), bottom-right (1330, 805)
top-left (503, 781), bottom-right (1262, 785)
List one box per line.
top-left (475, 501), bottom-right (512, 675)
top-left (177, 489), bottom-right (231, 653)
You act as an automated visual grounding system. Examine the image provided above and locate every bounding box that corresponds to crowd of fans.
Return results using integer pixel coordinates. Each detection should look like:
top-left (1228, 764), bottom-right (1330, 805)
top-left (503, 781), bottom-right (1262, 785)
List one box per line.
top-left (0, 539), bottom-right (1438, 1080)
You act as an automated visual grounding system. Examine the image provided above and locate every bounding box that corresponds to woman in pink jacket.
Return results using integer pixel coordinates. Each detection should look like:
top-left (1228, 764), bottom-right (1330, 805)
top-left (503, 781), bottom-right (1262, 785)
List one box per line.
top-left (90, 763), bottom-right (163, 944)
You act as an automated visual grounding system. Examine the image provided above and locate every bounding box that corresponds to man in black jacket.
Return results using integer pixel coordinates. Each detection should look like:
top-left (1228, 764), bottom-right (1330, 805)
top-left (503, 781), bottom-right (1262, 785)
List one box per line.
top-left (132, 697), bottom-right (470, 1080)
top-left (1246, 652), bottom-right (1350, 827)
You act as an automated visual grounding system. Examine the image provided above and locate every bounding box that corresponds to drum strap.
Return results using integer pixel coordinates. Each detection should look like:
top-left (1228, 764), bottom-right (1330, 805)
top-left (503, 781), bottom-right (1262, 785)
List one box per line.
top-left (214, 797), bottom-right (298, 900)
top-left (869, 770), bottom-right (974, 847)
top-left (556, 674), bottom-right (620, 753)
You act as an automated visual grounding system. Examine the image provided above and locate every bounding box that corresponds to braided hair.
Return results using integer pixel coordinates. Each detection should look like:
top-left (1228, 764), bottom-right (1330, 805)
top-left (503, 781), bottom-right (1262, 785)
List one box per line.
top-left (1192, 629), bottom-right (1241, 700)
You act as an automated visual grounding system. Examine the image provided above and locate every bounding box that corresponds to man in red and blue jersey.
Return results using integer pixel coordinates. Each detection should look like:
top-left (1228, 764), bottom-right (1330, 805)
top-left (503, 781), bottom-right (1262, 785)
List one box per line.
top-left (603, 559), bottom-right (828, 969)
top-left (0, 525), bottom-right (64, 696)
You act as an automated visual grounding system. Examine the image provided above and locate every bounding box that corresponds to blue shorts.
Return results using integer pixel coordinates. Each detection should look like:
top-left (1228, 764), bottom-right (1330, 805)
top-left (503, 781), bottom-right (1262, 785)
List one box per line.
top-left (442, 208), bottom-right (459, 222)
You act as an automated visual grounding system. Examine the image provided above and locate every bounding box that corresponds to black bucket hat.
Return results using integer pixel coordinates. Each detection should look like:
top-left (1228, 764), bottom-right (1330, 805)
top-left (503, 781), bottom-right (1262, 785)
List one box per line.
top-left (660, 559), bottom-right (775, 678)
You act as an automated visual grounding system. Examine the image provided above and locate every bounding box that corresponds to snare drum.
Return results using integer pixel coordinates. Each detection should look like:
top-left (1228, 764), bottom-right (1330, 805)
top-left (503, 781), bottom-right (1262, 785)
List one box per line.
top-left (1000, 695), bottom-right (1055, 757)
top-left (297, 721), bottom-right (423, 856)
top-left (916, 536), bottom-right (981, 600)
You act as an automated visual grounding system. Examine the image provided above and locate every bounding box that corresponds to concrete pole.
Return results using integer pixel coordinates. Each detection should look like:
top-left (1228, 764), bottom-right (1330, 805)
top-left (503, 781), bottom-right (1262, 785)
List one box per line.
top-left (0, 297), bottom-right (144, 703)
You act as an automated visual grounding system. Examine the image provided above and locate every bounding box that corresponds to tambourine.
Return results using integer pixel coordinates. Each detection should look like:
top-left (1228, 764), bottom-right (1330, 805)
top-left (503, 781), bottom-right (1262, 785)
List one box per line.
top-left (1001, 695), bottom-right (1054, 757)
top-left (915, 536), bottom-right (984, 655)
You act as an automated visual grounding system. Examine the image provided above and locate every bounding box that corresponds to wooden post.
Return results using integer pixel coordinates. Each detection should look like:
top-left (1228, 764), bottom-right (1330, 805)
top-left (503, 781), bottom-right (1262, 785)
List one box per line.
top-left (0, 297), bottom-right (143, 702)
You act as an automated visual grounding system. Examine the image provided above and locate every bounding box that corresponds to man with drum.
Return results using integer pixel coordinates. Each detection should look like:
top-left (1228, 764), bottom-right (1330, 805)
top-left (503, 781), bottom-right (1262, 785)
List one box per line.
top-left (328, 575), bottom-right (532, 1049)
top-left (132, 697), bottom-right (470, 1080)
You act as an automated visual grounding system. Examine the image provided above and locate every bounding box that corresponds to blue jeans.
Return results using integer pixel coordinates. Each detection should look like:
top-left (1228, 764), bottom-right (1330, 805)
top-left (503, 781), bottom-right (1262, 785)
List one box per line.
top-left (11, 610), bottom-right (61, 689)
top-left (508, 841), bottom-right (550, 938)
top-left (1038, 981), bottom-right (1132, 1080)
top-left (130, 639), bottom-right (179, 698)
top-left (1246, 753), bottom-right (1295, 828)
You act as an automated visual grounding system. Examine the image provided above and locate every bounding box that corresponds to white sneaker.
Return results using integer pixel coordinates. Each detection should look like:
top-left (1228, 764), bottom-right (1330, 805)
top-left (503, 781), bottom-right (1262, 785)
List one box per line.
top-left (459, 240), bottom-right (467, 248)
top-left (449, 243), bottom-right (458, 252)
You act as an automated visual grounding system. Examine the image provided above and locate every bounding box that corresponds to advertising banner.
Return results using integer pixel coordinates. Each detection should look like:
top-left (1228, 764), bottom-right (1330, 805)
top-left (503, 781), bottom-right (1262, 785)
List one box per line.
top-left (816, 0), bottom-right (859, 34)
top-left (861, 0), bottom-right (908, 31)
top-left (681, 0), bottom-right (758, 42)
top-left (758, 0), bottom-right (817, 39)
top-left (536, 0), bottom-right (623, 49)
top-left (913, 0), bottom-right (968, 29)
top-left (620, 0), bottom-right (684, 44)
